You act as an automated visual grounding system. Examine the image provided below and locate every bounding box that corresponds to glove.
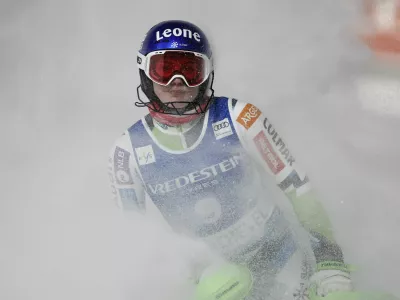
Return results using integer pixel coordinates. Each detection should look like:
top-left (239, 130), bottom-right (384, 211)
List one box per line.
top-left (195, 262), bottom-right (253, 300)
top-left (308, 266), bottom-right (353, 298)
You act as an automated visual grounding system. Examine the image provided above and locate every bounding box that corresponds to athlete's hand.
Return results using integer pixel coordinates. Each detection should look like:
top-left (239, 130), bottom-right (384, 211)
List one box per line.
top-left (195, 262), bottom-right (253, 300)
top-left (308, 269), bottom-right (353, 298)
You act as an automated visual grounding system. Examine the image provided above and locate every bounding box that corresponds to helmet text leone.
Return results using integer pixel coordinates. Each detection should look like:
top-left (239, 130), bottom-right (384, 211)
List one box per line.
top-left (156, 28), bottom-right (201, 42)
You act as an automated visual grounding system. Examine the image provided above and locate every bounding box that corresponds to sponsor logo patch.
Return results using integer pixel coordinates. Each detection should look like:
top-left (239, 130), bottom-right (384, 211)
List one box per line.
top-left (212, 118), bottom-right (233, 140)
top-left (263, 118), bottom-right (295, 166)
top-left (254, 131), bottom-right (285, 174)
top-left (108, 157), bottom-right (118, 206)
top-left (148, 156), bottom-right (240, 195)
top-left (156, 28), bottom-right (201, 42)
top-left (237, 104), bottom-right (261, 130)
top-left (114, 147), bottom-right (133, 185)
top-left (135, 144), bottom-right (156, 166)
top-left (118, 188), bottom-right (144, 211)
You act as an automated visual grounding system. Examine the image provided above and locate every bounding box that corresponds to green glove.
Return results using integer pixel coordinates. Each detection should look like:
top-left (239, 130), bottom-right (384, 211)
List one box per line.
top-left (194, 262), bottom-right (253, 300)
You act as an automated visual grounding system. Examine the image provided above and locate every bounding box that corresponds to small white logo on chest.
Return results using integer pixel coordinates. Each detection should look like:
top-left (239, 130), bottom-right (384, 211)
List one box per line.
top-left (135, 145), bottom-right (156, 165)
top-left (212, 118), bottom-right (233, 140)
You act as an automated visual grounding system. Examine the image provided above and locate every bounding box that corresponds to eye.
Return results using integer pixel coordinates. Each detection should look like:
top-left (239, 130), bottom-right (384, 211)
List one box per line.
top-left (182, 62), bottom-right (198, 76)
top-left (155, 61), bottom-right (174, 76)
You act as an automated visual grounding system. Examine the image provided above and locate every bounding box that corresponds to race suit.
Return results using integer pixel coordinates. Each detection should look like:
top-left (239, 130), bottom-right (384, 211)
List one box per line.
top-left (108, 97), bottom-right (345, 299)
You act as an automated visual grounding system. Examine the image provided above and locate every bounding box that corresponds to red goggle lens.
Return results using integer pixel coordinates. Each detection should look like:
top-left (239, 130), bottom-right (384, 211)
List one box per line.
top-left (148, 51), bottom-right (207, 87)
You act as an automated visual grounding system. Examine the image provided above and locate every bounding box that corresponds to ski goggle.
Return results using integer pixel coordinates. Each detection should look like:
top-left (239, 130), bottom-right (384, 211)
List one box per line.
top-left (137, 50), bottom-right (212, 87)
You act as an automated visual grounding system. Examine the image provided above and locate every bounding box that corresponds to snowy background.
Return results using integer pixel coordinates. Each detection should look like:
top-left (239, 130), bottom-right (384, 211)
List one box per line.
top-left (1, 0), bottom-right (400, 299)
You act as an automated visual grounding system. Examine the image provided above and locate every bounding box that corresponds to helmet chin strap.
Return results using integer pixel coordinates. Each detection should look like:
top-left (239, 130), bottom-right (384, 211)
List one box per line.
top-left (135, 71), bottom-right (215, 126)
top-left (147, 86), bottom-right (213, 126)
top-left (148, 95), bottom-right (212, 126)
top-left (135, 82), bottom-right (206, 116)
top-left (148, 109), bottom-right (203, 126)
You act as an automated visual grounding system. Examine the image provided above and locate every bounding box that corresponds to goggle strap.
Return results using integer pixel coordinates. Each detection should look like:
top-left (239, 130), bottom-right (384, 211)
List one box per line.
top-left (137, 52), bottom-right (146, 70)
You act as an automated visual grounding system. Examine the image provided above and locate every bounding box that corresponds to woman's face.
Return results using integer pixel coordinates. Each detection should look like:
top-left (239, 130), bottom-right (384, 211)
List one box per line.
top-left (153, 78), bottom-right (200, 109)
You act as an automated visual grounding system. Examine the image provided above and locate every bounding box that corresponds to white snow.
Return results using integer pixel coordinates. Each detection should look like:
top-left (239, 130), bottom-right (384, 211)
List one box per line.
top-left (1, 0), bottom-right (399, 299)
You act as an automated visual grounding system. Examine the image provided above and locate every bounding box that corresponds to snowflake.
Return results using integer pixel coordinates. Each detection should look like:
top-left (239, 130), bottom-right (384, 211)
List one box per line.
top-left (171, 41), bottom-right (179, 48)
top-left (293, 283), bottom-right (309, 300)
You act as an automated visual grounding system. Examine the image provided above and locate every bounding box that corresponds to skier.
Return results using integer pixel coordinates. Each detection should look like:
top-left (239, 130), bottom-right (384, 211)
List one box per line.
top-left (108, 20), bottom-right (353, 300)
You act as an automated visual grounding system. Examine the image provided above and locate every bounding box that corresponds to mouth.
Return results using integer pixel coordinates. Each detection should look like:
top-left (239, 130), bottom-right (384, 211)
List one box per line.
top-left (169, 89), bottom-right (188, 97)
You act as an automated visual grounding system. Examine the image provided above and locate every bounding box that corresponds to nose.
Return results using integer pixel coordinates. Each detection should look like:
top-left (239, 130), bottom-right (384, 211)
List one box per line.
top-left (170, 77), bottom-right (185, 86)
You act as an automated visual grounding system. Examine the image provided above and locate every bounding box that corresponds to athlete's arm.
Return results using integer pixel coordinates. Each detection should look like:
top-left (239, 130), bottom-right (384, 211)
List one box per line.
top-left (108, 132), bottom-right (146, 213)
top-left (231, 99), bottom-right (345, 264)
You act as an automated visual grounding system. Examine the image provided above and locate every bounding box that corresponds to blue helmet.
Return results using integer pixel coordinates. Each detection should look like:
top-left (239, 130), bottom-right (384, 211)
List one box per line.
top-left (138, 20), bottom-right (213, 58)
top-left (135, 20), bottom-right (215, 119)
